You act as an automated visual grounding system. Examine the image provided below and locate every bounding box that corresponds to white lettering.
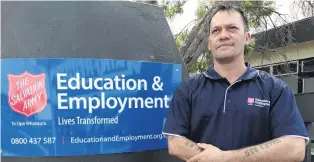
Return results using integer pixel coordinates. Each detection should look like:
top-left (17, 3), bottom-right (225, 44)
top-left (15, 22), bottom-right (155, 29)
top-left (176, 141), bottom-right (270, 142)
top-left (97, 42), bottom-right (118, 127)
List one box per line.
top-left (68, 73), bottom-right (80, 90)
top-left (57, 73), bottom-right (67, 90)
top-left (145, 98), bottom-right (153, 108)
top-left (81, 78), bottom-right (92, 89)
top-left (57, 92), bottom-right (170, 113)
top-left (164, 95), bottom-right (170, 108)
top-left (89, 97), bottom-right (100, 113)
top-left (94, 78), bottom-right (103, 90)
top-left (69, 97), bottom-right (87, 109)
top-left (129, 97), bottom-right (144, 108)
top-left (103, 78), bottom-right (113, 89)
top-left (114, 76), bottom-right (121, 90)
top-left (56, 73), bottom-right (148, 91)
top-left (55, 73), bottom-right (170, 113)
top-left (126, 79), bottom-right (137, 90)
top-left (106, 97), bottom-right (118, 109)
top-left (58, 93), bottom-right (68, 109)
top-left (117, 97), bottom-right (127, 113)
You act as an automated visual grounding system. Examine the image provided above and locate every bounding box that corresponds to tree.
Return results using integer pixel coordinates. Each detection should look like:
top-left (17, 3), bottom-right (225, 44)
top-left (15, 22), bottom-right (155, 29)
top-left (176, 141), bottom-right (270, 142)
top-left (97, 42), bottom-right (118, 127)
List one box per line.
top-left (138, 0), bottom-right (314, 74)
top-left (291, 0), bottom-right (314, 20)
top-left (179, 0), bottom-right (290, 73)
top-left (135, 0), bottom-right (186, 19)
top-left (185, 0), bottom-right (314, 74)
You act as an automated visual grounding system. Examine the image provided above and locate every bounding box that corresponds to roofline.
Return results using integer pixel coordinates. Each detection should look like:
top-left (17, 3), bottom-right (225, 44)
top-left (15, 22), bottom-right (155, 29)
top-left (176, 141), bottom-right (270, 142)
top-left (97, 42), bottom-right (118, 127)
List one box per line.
top-left (251, 16), bottom-right (314, 53)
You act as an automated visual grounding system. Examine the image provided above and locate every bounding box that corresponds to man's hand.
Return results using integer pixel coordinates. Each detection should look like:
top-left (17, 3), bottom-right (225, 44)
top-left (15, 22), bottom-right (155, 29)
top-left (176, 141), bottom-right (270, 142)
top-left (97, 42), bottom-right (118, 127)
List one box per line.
top-left (167, 135), bottom-right (203, 161)
top-left (187, 143), bottom-right (226, 162)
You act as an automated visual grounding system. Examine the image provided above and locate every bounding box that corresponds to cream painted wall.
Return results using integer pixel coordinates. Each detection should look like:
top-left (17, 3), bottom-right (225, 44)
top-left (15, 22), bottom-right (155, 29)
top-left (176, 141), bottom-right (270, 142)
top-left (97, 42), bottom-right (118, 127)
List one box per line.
top-left (246, 40), bottom-right (314, 67)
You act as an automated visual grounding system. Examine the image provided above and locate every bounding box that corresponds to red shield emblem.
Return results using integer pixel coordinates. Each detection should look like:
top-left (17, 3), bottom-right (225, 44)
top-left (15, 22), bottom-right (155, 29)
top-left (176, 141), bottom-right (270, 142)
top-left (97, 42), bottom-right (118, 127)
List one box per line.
top-left (247, 97), bottom-right (255, 104)
top-left (7, 71), bottom-right (47, 117)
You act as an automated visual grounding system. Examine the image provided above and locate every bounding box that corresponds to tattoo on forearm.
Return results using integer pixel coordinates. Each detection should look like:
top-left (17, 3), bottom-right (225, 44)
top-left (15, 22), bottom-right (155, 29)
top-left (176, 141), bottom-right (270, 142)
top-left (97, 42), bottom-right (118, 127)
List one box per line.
top-left (167, 135), bottom-right (203, 152)
top-left (244, 147), bottom-right (259, 157)
top-left (244, 139), bottom-right (281, 158)
top-left (259, 139), bottom-right (281, 150)
top-left (184, 141), bottom-right (203, 151)
top-left (184, 141), bottom-right (195, 147)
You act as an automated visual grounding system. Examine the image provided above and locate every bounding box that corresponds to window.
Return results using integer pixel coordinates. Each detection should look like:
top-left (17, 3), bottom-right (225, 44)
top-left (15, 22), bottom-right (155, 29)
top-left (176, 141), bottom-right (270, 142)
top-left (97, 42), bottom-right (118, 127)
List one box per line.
top-left (256, 66), bottom-right (271, 73)
top-left (303, 77), bottom-right (314, 93)
top-left (302, 58), bottom-right (314, 72)
top-left (301, 58), bottom-right (314, 93)
top-left (254, 62), bottom-right (298, 94)
top-left (253, 59), bottom-right (314, 94)
top-left (273, 62), bottom-right (298, 76)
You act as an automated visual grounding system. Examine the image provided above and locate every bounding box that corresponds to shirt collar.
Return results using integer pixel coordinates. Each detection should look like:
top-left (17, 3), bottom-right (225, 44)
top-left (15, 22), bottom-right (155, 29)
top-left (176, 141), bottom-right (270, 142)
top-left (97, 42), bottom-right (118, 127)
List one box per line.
top-left (203, 62), bottom-right (259, 81)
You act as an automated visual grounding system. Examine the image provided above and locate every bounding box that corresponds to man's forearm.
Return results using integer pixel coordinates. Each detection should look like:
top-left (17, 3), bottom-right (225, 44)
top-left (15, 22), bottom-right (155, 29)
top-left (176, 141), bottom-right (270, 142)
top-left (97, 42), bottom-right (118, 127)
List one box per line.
top-left (167, 135), bottom-right (203, 161)
top-left (224, 136), bottom-right (306, 162)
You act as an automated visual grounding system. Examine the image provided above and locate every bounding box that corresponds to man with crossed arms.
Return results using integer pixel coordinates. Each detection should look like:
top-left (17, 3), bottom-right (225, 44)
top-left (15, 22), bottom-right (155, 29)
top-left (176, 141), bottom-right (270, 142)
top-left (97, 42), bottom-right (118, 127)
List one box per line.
top-left (163, 4), bottom-right (309, 162)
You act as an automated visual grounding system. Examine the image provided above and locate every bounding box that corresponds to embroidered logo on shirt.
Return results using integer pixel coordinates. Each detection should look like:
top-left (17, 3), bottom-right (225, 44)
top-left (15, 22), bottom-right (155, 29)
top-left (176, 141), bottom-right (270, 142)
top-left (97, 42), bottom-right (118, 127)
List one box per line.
top-left (248, 97), bottom-right (270, 107)
top-left (247, 97), bottom-right (254, 105)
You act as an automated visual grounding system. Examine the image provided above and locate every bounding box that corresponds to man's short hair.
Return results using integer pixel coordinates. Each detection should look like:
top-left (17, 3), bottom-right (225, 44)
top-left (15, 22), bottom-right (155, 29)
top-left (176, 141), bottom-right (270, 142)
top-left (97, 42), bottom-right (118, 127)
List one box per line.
top-left (208, 4), bottom-right (249, 32)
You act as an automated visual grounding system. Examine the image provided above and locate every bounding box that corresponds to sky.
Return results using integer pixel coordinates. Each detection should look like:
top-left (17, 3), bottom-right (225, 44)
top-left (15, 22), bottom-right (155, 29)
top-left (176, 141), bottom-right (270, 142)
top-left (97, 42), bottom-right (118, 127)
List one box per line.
top-left (167, 0), bottom-right (307, 35)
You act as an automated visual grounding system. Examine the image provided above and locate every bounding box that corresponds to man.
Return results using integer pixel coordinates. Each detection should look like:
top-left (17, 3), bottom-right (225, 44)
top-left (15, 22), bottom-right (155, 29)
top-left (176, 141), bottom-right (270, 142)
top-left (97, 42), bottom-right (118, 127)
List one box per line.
top-left (162, 4), bottom-right (309, 162)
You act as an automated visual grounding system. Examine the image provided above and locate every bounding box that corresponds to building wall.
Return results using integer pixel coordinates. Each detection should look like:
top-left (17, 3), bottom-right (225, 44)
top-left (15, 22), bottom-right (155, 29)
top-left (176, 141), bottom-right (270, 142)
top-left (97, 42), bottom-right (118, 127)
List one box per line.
top-left (246, 40), bottom-right (314, 94)
top-left (247, 40), bottom-right (314, 67)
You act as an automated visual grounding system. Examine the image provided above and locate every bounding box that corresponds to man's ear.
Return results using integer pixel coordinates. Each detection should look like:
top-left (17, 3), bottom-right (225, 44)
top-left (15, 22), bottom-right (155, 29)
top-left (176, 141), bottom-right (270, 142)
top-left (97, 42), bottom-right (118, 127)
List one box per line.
top-left (245, 32), bottom-right (251, 45)
top-left (207, 35), bottom-right (211, 51)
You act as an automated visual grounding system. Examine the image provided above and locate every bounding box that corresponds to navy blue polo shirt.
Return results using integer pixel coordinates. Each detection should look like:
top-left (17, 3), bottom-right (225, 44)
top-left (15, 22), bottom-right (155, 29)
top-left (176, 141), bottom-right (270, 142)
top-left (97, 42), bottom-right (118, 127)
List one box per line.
top-left (163, 63), bottom-right (309, 150)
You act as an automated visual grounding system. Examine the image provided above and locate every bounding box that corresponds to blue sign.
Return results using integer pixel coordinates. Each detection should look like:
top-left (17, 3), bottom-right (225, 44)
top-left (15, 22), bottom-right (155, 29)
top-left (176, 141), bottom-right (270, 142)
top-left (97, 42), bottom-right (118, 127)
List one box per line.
top-left (1, 58), bottom-right (182, 157)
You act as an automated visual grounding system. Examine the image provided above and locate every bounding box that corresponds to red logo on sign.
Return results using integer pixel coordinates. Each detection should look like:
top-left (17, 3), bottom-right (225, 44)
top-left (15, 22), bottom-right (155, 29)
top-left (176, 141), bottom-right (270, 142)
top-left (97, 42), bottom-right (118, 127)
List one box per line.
top-left (248, 97), bottom-right (255, 104)
top-left (8, 71), bottom-right (47, 117)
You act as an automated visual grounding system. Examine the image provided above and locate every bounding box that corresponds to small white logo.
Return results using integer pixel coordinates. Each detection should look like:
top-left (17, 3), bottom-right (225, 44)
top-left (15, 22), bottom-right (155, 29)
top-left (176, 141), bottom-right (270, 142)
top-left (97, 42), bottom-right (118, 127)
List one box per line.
top-left (248, 97), bottom-right (270, 107)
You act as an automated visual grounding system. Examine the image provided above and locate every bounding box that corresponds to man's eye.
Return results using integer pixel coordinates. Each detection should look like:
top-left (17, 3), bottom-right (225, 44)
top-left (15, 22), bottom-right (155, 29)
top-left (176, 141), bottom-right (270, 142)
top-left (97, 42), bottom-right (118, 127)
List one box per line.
top-left (230, 26), bottom-right (237, 29)
top-left (212, 29), bottom-right (218, 33)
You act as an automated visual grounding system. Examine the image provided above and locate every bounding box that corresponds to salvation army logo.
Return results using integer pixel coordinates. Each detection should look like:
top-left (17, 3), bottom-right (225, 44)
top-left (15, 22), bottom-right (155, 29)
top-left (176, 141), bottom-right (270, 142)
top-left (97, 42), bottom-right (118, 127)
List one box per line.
top-left (247, 97), bottom-right (255, 105)
top-left (7, 71), bottom-right (47, 117)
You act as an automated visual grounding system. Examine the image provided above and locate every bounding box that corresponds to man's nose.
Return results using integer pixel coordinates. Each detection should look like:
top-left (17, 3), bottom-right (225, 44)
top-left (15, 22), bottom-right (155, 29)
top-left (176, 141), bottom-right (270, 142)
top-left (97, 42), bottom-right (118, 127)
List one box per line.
top-left (219, 30), bottom-right (230, 41)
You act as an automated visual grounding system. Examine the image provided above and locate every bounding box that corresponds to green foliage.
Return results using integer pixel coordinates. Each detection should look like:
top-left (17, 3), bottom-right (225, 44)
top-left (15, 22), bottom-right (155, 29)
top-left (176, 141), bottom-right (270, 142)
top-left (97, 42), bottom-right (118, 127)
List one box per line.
top-left (245, 38), bottom-right (256, 56)
top-left (196, 51), bottom-right (211, 73)
top-left (187, 61), bottom-right (199, 73)
top-left (175, 29), bottom-right (189, 48)
top-left (243, 0), bottom-right (253, 8)
top-left (241, 0), bottom-right (276, 28)
top-left (160, 1), bottom-right (184, 19)
top-left (188, 51), bottom-right (211, 74)
top-left (137, 0), bottom-right (183, 19)
top-left (174, 0), bottom-right (209, 49)
top-left (196, 0), bottom-right (208, 21)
